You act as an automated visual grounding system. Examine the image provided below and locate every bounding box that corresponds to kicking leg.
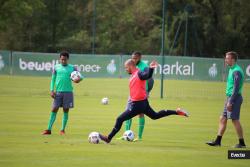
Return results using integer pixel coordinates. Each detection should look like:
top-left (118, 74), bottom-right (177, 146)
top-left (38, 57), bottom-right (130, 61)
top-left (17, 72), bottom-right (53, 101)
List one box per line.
top-left (144, 104), bottom-right (182, 120)
top-left (117, 100), bottom-right (133, 140)
top-left (100, 109), bottom-right (139, 143)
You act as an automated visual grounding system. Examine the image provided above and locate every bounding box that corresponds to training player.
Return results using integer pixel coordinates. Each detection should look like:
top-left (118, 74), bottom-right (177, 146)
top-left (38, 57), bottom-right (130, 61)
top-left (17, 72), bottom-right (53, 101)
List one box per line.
top-left (206, 51), bottom-right (246, 148)
top-left (42, 51), bottom-right (82, 135)
top-left (117, 51), bottom-right (154, 141)
top-left (99, 59), bottom-right (189, 143)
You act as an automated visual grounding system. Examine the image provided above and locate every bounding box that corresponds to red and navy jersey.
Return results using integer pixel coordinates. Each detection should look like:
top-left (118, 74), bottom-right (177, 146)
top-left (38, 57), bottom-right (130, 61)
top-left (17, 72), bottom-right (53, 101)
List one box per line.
top-left (129, 68), bottom-right (154, 101)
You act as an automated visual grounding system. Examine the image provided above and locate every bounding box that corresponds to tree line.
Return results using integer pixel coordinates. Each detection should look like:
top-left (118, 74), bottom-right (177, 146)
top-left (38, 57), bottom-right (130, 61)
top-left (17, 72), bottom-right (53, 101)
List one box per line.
top-left (0, 0), bottom-right (249, 58)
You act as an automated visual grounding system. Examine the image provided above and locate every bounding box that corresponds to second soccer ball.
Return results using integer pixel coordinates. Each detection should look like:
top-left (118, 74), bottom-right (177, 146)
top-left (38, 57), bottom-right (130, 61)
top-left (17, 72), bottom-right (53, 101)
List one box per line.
top-left (101, 97), bottom-right (109, 105)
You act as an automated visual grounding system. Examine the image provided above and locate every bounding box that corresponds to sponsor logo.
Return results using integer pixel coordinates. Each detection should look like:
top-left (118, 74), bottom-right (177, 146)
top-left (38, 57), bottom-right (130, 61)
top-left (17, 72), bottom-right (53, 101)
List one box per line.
top-left (0, 55), bottom-right (5, 70)
top-left (155, 61), bottom-right (194, 76)
top-left (19, 58), bottom-right (59, 71)
top-left (106, 59), bottom-right (117, 74)
top-left (208, 63), bottom-right (218, 78)
top-left (75, 64), bottom-right (101, 73)
top-left (19, 58), bottom-right (101, 73)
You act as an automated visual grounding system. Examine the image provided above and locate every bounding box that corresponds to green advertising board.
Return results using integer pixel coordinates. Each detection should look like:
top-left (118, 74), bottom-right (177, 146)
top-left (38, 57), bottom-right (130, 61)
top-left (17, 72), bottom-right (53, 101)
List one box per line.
top-left (12, 52), bottom-right (121, 78)
top-left (238, 59), bottom-right (250, 82)
top-left (1, 51), bottom-right (249, 82)
top-left (0, 50), bottom-right (11, 75)
top-left (120, 55), bottom-right (225, 81)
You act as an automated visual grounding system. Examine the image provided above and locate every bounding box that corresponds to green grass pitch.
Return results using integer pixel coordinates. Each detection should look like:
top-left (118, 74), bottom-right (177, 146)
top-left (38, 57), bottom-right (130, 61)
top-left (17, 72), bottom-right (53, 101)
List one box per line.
top-left (0, 75), bottom-right (249, 167)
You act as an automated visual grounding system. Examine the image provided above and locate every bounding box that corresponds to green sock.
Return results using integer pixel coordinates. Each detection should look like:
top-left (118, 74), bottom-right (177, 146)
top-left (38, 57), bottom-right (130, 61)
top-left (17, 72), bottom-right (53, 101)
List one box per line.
top-left (125, 119), bottom-right (132, 131)
top-left (138, 117), bottom-right (145, 139)
top-left (47, 112), bottom-right (57, 130)
top-left (61, 112), bottom-right (69, 131)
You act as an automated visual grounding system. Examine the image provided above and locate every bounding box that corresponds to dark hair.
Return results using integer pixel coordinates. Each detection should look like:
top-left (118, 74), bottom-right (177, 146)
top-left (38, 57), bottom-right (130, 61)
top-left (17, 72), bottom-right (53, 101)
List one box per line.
top-left (226, 51), bottom-right (238, 61)
top-left (60, 51), bottom-right (69, 59)
top-left (132, 51), bottom-right (142, 57)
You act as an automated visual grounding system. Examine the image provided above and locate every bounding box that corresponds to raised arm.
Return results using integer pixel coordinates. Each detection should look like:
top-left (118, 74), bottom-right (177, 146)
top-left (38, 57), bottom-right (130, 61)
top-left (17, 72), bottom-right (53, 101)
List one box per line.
top-left (138, 61), bottom-right (158, 80)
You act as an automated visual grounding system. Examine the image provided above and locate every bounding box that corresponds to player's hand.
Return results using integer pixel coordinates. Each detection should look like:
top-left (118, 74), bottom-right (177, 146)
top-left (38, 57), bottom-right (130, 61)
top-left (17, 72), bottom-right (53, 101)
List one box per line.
top-left (50, 91), bottom-right (56, 99)
top-left (73, 76), bottom-right (81, 83)
top-left (226, 102), bottom-right (232, 112)
top-left (150, 60), bottom-right (158, 69)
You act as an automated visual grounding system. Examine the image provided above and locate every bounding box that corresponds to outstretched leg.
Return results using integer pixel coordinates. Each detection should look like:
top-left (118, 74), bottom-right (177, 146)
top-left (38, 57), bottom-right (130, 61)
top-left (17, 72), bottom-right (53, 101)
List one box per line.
top-left (144, 105), bottom-right (188, 120)
top-left (100, 100), bottom-right (143, 143)
top-left (107, 109), bottom-right (139, 141)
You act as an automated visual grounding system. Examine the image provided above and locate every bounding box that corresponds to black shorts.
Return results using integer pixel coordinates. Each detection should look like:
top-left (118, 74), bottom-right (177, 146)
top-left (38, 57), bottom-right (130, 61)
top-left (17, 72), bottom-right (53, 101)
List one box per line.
top-left (52, 92), bottom-right (74, 109)
top-left (222, 95), bottom-right (243, 120)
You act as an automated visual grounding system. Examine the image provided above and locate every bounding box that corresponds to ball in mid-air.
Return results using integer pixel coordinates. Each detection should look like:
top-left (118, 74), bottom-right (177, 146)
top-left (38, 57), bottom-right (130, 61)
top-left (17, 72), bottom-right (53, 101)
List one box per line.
top-left (101, 97), bottom-right (109, 105)
top-left (88, 132), bottom-right (100, 144)
top-left (70, 71), bottom-right (82, 82)
top-left (123, 130), bottom-right (135, 142)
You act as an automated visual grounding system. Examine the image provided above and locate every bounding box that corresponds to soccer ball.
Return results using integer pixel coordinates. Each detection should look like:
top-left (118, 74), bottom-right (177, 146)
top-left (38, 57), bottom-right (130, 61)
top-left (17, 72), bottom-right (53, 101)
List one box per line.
top-left (70, 71), bottom-right (82, 82)
top-left (123, 130), bottom-right (135, 142)
top-left (88, 132), bottom-right (100, 144)
top-left (101, 97), bottom-right (109, 105)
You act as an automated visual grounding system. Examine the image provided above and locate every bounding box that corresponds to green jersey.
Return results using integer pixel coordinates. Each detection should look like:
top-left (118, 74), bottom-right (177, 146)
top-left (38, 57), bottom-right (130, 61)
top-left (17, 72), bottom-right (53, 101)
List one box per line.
top-left (137, 60), bottom-right (149, 91)
top-left (50, 64), bottom-right (76, 92)
top-left (226, 64), bottom-right (244, 97)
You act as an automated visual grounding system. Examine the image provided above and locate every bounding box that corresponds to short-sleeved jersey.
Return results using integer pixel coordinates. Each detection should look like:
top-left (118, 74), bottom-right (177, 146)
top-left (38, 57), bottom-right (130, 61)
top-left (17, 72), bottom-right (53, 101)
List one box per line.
top-left (50, 64), bottom-right (76, 92)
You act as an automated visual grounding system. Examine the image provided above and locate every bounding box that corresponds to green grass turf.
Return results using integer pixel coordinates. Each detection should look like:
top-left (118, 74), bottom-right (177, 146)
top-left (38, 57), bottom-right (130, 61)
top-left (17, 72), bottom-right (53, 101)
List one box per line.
top-left (0, 75), bottom-right (249, 167)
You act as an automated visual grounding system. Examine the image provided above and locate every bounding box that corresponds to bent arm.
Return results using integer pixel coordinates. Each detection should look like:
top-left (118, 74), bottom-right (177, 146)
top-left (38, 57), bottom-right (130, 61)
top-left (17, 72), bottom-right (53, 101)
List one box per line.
top-left (138, 67), bottom-right (154, 80)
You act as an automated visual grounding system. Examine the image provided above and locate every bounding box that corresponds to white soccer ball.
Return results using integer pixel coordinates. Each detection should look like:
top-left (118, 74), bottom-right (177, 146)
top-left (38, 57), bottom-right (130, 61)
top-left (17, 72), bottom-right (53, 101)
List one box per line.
top-left (88, 132), bottom-right (100, 144)
top-left (70, 71), bottom-right (82, 82)
top-left (101, 97), bottom-right (109, 105)
top-left (123, 130), bottom-right (135, 142)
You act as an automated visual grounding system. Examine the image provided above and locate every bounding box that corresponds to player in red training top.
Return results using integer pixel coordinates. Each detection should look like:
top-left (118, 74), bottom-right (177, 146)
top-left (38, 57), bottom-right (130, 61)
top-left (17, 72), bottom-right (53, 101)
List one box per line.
top-left (99, 59), bottom-right (189, 143)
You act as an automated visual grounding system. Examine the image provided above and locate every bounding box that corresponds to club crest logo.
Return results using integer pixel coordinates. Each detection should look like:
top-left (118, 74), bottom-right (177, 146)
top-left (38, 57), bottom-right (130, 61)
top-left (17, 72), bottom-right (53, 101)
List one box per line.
top-left (208, 63), bottom-right (217, 78)
top-left (106, 59), bottom-right (117, 74)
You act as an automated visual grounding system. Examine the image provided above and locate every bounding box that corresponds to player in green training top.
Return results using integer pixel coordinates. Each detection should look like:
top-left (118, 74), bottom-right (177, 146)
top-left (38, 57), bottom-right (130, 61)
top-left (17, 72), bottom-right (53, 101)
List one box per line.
top-left (118, 51), bottom-right (154, 141)
top-left (42, 51), bottom-right (82, 135)
top-left (206, 51), bottom-right (246, 148)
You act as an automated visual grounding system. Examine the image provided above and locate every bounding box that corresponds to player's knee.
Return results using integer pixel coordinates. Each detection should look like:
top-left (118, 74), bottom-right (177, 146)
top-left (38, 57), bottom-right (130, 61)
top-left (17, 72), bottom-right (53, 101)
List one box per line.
top-left (63, 108), bottom-right (69, 112)
top-left (219, 116), bottom-right (227, 124)
top-left (232, 119), bottom-right (240, 124)
top-left (149, 115), bottom-right (158, 120)
top-left (116, 116), bottom-right (125, 123)
top-left (52, 108), bottom-right (59, 112)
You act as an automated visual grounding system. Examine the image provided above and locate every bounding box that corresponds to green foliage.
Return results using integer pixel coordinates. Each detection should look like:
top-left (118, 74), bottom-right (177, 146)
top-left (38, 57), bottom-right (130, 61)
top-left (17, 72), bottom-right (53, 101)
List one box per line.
top-left (0, 0), bottom-right (250, 58)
